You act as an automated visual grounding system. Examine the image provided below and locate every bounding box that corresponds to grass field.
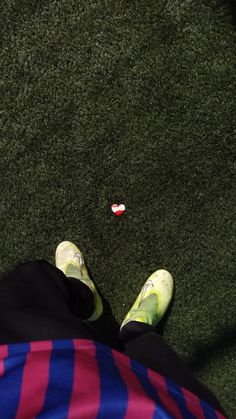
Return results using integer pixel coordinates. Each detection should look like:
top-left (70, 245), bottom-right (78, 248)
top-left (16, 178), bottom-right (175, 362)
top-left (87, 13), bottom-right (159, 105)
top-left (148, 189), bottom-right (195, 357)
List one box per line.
top-left (0, 0), bottom-right (236, 416)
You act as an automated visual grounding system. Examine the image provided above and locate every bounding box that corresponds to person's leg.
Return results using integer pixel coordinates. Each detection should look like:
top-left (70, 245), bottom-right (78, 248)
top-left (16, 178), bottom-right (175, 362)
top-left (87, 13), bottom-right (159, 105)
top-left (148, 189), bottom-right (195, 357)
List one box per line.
top-left (0, 259), bottom-right (96, 344)
top-left (119, 321), bottom-right (227, 416)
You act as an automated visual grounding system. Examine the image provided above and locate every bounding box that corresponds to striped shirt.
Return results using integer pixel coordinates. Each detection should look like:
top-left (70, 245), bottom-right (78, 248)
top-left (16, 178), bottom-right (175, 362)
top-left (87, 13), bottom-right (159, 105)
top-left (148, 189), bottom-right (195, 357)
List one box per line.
top-left (0, 339), bottom-right (226, 419)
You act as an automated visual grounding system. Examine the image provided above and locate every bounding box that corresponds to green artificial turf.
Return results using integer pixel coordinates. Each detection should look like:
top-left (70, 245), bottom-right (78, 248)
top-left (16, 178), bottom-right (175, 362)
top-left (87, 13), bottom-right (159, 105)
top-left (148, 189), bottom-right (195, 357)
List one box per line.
top-left (0, 0), bottom-right (236, 416)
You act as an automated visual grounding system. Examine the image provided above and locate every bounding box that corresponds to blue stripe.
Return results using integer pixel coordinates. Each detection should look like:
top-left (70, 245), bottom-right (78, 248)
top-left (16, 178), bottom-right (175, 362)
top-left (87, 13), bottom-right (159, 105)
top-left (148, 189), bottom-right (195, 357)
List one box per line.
top-left (166, 380), bottom-right (220, 419)
top-left (52, 339), bottom-right (75, 351)
top-left (36, 339), bottom-right (74, 419)
top-left (95, 343), bottom-right (128, 419)
top-left (0, 343), bottom-right (30, 419)
top-left (199, 398), bottom-right (219, 419)
top-left (166, 377), bottom-right (196, 419)
top-left (167, 377), bottom-right (219, 418)
top-left (8, 342), bottom-right (31, 356)
top-left (130, 359), bottom-right (173, 419)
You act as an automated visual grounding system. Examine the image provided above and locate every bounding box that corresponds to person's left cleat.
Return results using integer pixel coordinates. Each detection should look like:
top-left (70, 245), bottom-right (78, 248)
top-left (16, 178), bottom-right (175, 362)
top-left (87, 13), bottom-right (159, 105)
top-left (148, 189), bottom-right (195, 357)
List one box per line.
top-left (55, 241), bottom-right (103, 321)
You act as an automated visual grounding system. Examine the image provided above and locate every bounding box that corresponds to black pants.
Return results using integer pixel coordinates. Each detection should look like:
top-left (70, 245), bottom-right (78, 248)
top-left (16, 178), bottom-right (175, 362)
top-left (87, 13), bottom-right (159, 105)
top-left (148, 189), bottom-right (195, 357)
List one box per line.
top-left (0, 259), bottom-right (227, 417)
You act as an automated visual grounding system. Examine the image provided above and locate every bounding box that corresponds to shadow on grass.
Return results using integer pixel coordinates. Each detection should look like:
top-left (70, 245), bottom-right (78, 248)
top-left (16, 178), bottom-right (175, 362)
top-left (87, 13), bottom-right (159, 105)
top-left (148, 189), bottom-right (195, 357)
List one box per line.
top-left (222, 0), bottom-right (236, 27)
top-left (187, 325), bottom-right (236, 373)
top-left (228, 0), bottom-right (236, 25)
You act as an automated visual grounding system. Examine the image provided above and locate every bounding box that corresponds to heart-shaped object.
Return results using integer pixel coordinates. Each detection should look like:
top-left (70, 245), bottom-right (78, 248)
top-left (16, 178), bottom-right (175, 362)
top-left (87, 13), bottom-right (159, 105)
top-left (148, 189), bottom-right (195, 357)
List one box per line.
top-left (111, 203), bottom-right (125, 216)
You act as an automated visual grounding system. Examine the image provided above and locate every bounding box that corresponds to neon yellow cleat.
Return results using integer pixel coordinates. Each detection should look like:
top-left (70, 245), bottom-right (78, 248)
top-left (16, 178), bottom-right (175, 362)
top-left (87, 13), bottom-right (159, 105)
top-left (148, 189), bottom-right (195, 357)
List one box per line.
top-left (120, 269), bottom-right (174, 331)
top-left (55, 241), bottom-right (103, 321)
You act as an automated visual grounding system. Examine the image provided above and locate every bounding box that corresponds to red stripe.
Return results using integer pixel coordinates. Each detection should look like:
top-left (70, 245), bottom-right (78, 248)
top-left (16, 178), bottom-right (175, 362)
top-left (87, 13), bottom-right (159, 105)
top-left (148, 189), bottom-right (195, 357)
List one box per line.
top-left (147, 369), bottom-right (183, 419)
top-left (68, 339), bottom-right (100, 419)
top-left (112, 350), bottom-right (156, 419)
top-left (0, 345), bottom-right (8, 377)
top-left (15, 341), bottom-right (53, 419)
top-left (215, 410), bottom-right (227, 419)
top-left (181, 387), bottom-right (205, 418)
top-left (182, 386), bottom-right (227, 419)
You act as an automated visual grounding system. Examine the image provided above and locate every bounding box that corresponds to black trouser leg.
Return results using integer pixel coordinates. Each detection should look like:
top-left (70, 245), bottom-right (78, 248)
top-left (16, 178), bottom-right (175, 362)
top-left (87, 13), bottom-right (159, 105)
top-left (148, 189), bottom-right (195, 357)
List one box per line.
top-left (0, 259), bottom-right (95, 343)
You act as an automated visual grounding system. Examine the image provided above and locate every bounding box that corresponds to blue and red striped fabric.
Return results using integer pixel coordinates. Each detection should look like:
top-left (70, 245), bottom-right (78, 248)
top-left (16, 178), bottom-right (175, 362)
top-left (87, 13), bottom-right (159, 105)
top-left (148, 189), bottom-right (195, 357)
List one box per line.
top-left (0, 339), bottom-right (226, 419)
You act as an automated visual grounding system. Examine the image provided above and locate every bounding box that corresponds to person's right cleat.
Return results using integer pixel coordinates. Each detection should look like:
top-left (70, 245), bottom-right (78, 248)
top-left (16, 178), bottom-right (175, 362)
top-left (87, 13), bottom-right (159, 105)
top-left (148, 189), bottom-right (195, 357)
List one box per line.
top-left (120, 269), bottom-right (174, 331)
top-left (55, 241), bottom-right (103, 321)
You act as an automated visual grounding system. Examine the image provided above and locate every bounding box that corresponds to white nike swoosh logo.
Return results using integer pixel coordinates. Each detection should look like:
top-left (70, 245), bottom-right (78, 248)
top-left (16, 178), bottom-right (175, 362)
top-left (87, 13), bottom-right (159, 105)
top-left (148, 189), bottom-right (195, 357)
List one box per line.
top-left (138, 280), bottom-right (154, 307)
top-left (74, 253), bottom-right (83, 277)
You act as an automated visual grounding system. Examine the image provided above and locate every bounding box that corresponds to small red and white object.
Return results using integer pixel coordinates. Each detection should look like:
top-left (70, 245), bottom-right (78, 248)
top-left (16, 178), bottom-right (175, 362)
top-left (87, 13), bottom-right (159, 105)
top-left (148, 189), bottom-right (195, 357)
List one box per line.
top-left (111, 203), bottom-right (126, 216)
